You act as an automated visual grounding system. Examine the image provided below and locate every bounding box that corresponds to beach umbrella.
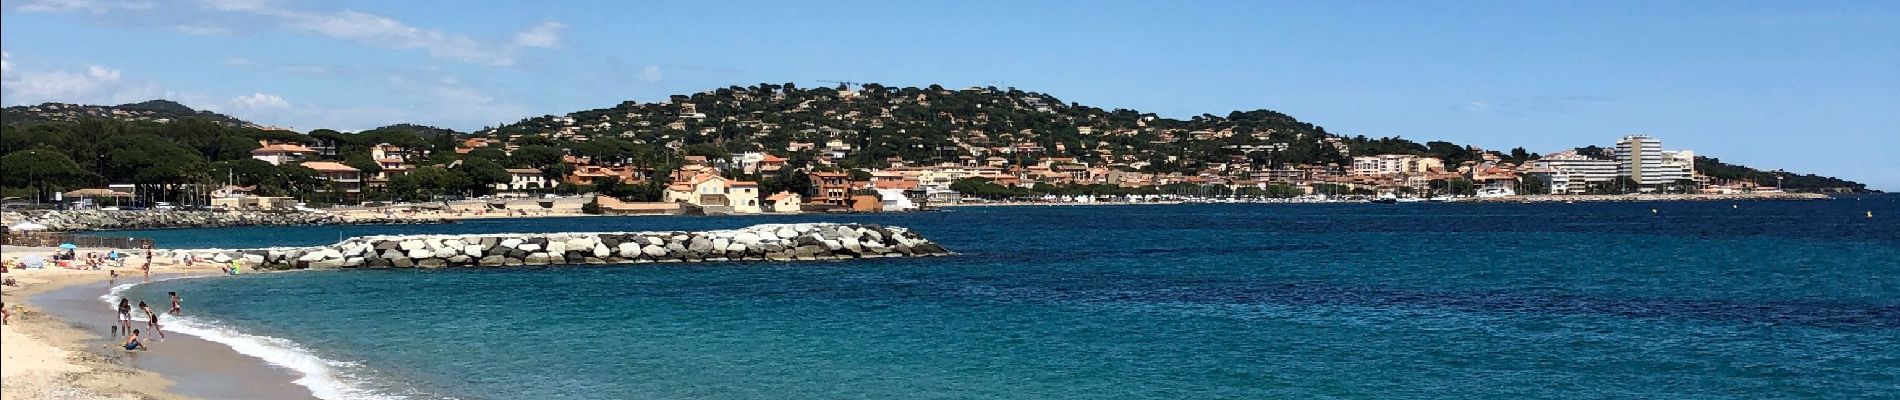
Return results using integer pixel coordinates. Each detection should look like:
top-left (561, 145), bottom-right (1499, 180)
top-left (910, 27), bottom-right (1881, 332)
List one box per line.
top-left (59, 243), bottom-right (78, 250)
top-left (8, 222), bottom-right (48, 231)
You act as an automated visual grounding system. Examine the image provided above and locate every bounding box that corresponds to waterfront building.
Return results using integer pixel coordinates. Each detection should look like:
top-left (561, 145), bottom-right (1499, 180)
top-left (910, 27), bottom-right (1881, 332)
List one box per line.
top-left (808, 171), bottom-right (853, 206)
top-left (496, 168), bottom-right (548, 191)
top-left (1349, 154), bottom-right (1444, 176)
top-left (766, 191), bottom-right (802, 213)
top-left (1530, 150), bottom-right (1618, 194)
top-left (663, 172), bottom-right (762, 214)
top-left (1615, 135), bottom-right (1695, 189)
top-left (300, 161), bottom-right (362, 200)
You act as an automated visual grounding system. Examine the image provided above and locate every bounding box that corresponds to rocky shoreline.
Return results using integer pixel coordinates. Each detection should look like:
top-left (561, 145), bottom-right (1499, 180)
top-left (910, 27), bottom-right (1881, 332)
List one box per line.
top-left (1, 209), bottom-right (446, 232)
top-left (160, 223), bottom-right (950, 269)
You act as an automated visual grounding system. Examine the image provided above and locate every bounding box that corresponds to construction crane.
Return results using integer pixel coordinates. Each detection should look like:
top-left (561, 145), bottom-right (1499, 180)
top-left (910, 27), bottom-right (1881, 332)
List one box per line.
top-left (818, 80), bottom-right (861, 90)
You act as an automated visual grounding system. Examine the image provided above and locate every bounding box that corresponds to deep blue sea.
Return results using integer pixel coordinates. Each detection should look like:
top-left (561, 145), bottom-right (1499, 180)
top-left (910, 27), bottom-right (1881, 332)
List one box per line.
top-left (109, 198), bottom-right (1900, 399)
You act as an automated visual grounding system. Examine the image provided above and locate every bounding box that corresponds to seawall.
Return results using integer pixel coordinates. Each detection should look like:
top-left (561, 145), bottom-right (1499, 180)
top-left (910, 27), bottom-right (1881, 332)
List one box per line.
top-left (2, 210), bottom-right (444, 232)
top-left (160, 223), bottom-right (950, 269)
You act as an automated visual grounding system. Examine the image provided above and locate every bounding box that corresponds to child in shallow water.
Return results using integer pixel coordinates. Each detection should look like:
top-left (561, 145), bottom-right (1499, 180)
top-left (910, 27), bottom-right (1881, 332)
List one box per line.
top-left (122, 329), bottom-right (147, 351)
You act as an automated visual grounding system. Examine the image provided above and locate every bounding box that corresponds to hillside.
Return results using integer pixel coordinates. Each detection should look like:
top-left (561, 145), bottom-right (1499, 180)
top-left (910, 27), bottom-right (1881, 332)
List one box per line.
top-left (480, 83), bottom-right (1868, 192)
top-left (0, 84), bottom-right (1873, 202)
top-left (1, 99), bottom-right (261, 129)
top-left (481, 83), bottom-right (1359, 174)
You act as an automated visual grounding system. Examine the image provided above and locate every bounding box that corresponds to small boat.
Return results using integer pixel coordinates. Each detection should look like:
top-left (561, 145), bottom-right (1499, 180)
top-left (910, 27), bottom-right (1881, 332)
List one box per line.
top-left (1370, 197), bottom-right (1398, 204)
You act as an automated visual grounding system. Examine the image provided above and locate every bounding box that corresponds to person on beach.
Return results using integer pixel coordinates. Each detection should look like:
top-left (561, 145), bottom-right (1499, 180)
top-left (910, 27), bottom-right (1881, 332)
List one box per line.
top-left (139, 301), bottom-right (165, 339)
top-left (169, 292), bottom-right (182, 315)
top-left (122, 329), bottom-right (147, 351)
top-left (117, 298), bottom-right (133, 337)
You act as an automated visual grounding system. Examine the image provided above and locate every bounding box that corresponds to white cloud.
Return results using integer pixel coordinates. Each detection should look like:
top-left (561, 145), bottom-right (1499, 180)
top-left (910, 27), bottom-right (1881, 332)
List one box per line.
top-left (9, 0), bottom-right (156, 14)
top-left (513, 21), bottom-right (565, 48)
top-left (192, 0), bottom-right (562, 66)
top-left (175, 22), bottom-right (233, 36)
top-left (0, 53), bottom-right (156, 106)
top-left (1460, 101), bottom-right (1491, 112)
top-left (639, 65), bottom-right (663, 82)
top-left (231, 92), bottom-right (290, 109)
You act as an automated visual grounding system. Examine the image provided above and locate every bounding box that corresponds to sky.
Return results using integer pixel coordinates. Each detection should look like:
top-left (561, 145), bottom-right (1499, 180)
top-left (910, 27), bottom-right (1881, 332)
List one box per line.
top-left (2, 0), bottom-right (1896, 189)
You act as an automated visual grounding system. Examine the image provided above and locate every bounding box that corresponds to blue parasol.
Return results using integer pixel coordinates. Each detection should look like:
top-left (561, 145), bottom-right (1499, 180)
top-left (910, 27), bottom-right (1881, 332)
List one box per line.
top-left (58, 243), bottom-right (78, 250)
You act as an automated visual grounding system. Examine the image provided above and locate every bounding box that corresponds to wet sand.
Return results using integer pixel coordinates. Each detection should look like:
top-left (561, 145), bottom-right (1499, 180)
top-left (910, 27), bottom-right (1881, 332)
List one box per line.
top-left (29, 275), bottom-right (317, 400)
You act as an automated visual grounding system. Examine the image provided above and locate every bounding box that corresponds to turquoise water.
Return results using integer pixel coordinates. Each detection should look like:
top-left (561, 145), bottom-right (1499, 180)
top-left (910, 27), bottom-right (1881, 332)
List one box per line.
top-left (118, 199), bottom-right (1900, 399)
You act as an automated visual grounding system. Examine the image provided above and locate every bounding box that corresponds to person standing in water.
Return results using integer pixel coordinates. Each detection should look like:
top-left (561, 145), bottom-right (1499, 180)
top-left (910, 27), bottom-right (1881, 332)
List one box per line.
top-left (141, 245), bottom-right (152, 281)
top-left (116, 298), bottom-right (133, 337)
top-left (168, 292), bottom-right (182, 315)
top-left (139, 301), bottom-right (165, 339)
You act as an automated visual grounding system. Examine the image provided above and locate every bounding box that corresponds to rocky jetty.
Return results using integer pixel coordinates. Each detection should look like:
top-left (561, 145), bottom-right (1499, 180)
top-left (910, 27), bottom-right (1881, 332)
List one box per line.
top-left (160, 223), bottom-right (950, 270)
top-left (2, 210), bottom-right (443, 231)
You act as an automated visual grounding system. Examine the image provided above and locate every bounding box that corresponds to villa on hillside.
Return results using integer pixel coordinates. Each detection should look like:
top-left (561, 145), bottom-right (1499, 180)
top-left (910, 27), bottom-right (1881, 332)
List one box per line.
top-left (251, 142), bottom-right (317, 166)
top-left (663, 172), bottom-right (763, 214)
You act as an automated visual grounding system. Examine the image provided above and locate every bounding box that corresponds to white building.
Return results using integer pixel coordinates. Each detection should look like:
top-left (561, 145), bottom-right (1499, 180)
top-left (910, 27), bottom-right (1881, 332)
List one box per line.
top-left (1615, 135), bottom-right (1695, 189)
top-left (1351, 154), bottom-right (1443, 176)
top-left (1530, 150), bottom-right (1619, 194)
top-left (874, 188), bottom-right (917, 212)
top-left (496, 168), bottom-right (548, 191)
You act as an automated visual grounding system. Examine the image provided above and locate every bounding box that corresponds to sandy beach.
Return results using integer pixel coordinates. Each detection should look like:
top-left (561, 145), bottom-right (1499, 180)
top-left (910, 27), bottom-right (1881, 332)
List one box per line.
top-left (1, 245), bottom-right (311, 400)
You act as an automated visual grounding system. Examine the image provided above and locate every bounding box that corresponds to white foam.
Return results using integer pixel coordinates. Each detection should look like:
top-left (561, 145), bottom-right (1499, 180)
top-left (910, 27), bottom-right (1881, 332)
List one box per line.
top-left (104, 278), bottom-right (403, 400)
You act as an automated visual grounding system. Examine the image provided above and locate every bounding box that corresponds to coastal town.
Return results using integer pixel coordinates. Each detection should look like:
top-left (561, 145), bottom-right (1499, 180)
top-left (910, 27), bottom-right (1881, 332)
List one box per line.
top-left (1, 84), bottom-right (1866, 216)
top-left (4, 2), bottom-right (1896, 400)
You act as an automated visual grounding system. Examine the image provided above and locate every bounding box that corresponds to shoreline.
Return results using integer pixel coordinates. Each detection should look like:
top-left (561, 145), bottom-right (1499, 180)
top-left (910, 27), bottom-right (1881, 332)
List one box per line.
top-left (2, 247), bottom-right (315, 400)
top-left (939, 192), bottom-right (1836, 207)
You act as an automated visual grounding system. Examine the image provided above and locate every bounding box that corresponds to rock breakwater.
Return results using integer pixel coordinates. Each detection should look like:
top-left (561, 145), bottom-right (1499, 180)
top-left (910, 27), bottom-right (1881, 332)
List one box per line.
top-left (2, 210), bottom-right (443, 231)
top-left (162, 223), bottom-right (950, 269)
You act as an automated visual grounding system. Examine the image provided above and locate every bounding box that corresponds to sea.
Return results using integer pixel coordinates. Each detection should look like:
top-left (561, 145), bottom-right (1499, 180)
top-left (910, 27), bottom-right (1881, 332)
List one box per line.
top-left (101, 197), bottom-right (1900, 399)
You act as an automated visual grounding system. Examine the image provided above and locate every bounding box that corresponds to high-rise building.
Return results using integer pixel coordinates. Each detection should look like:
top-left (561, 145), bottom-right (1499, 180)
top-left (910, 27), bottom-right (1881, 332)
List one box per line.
top-left (1614, 135), bottom-right (1696, 190)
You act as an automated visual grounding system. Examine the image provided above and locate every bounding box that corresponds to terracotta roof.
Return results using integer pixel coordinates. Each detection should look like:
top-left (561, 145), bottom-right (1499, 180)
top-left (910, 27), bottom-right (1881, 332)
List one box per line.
top-left (729, 181), bottom-right (758, 187)
top-left (300, 161), bottom-right (359, 172)
top-left (766, 191), bottom-right (797, 201)
top-left (761, 154), bottom-right (787, 162)
top-left (251, 144), bottom-right (316, 155)
top-left (873, 180), bottom-right (917, 189)
top-left (64, 188), bottom-right (132, 197)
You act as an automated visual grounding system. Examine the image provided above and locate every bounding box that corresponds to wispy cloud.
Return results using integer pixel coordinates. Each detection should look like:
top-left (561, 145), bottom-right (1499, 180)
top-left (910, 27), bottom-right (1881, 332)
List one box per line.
top-left (7, 0), bottom-right (156, 14)
top-left (1458, 95), bottom-right (1615, 116)
top-left (203, 0), bottom-right (561, 66)
top-left (513, 21), bottom-right (566, 49)
top-left (14, 0), bottom-right (565, 67)
top-left (230, 92), bottom-right (289, 109)
top-left (0, 52), bottom-right (164, 106)
top-left (639, 65), bottom-right (663, 82)
top-left (221, 58), bottom-right (534, 130)
top-left (174, 22), bottom-right (232, 36)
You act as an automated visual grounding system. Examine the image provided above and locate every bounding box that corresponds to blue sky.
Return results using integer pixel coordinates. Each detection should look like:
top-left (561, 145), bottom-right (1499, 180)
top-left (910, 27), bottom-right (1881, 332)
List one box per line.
top-left (3, 0), bottom-right (1896, 189)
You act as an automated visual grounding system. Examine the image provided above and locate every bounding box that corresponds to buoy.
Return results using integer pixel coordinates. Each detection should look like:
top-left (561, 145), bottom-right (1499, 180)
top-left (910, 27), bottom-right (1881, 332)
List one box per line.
top-left (1651, 208), bottom-right (1658, 214)
top-left (1732, 204), bottom-right (1738, 209)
